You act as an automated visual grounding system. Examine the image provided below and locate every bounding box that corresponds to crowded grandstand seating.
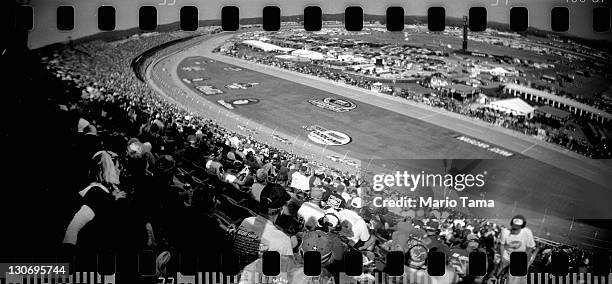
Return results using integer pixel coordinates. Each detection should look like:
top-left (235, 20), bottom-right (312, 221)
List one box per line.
top-left (2, 27), bottom-right (603, 283)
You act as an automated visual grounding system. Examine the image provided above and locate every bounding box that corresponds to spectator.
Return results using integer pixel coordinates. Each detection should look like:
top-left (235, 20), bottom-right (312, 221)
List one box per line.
top-left (276, 160), bottom-right (290, 186)
top-left (321, 188), bottom-right (346, 211)
top-left (74, 123), bottom-right (103, 188)
top-left (495, 215), bottom-right (536, 284)
top-left (335, 207), bottom-right (375, 251)
top-left (250, 168), bottom-right (268, 202)
top-left (232, 166), bottom-right (256, 192)
top-left (205, 156), bottom-right (225, 180)
top-left (144, 155), bottom-right (183, 249)
top-left (232, 183), bottom-right (294, 269)
top-left (309, 186), bottom-right (324, 207)
top-left (238, 230), bottom-right (342, 284)
top-left (62, 151), bottom-right (130, 252)
top-left (123, 139), bottom-right (153, 194)
top-left (289, 230), bottom-right (348, 284)
top-left (297, 199), bottom-right (325, 231)
top-left (290, 165), bottom-right (311, 192)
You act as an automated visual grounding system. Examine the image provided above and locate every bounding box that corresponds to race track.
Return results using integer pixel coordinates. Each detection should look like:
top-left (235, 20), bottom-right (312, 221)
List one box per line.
top-left (145, 31), bottom-right (612, 250)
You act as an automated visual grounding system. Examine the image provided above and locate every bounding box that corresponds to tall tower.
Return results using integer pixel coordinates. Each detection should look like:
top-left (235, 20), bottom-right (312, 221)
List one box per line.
top-left (462, 16), bottom-right (468, 52)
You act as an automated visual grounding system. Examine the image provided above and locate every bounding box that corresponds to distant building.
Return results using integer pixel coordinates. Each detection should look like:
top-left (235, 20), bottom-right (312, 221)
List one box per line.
top-left (535, 105), bottom-right (571, 122)
top-left (503, 83), bottom-right (612, 124)
top-left (541, 75), bottom-right (556, 83)
top-left (442, 84), bottom-right (479, 101)
top-left (423, 74), bottom-right (449, 88)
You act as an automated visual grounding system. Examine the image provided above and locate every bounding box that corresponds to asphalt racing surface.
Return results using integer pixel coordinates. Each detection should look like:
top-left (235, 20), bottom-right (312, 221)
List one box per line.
top-left (146, 32), bottom-right (612, 250)
top-left (177, 56), bottom-right (502, 160)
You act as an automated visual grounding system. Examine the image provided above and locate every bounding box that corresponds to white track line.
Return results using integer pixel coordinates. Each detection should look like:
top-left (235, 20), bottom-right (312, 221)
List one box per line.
top-left (419, 113), bottom-right (439, 120)
top-left (521, 143), bottom-right (538, 154)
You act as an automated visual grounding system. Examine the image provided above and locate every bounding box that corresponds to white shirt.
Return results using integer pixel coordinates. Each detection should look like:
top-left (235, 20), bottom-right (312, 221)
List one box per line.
top-left (290, 172), bottom-right (310, 192)
top-left (500, 227), bottom-right (536, 261)
top-left (336, 209), bottom-right (370, 244)
top-left (341, 191), bottom-right (351, 202)
top-left (297, 202), bottom-right (325, 228)
top-left (237, 216), bottom-right (294, 256)
top-left (229, 136), bottom-right (241, 148)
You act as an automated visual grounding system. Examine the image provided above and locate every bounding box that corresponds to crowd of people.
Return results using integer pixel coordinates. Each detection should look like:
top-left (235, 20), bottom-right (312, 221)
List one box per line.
top-left (14, 28), bottom-right (599, 283)
top-left (220, 44), bottom-right (611, 159)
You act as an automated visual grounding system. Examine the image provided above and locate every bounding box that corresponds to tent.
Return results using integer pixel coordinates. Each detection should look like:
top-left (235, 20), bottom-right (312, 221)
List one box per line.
top-left (485, 98), bottom-right (535, 119)
top-left (291, 49), bottom-right (325, 60)
top-left (242, 40), bottom-right (294, 53)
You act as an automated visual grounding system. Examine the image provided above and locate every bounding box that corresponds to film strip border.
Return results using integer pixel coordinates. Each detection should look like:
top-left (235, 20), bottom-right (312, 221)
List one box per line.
top-left (2, 250), bottom-right (611, 282)
top-left (1, 272), bottom-right (612, 284)
top-left (4, 0), bottom-right (611, 49)
top-left (10, 4), bottom-right (612, 32)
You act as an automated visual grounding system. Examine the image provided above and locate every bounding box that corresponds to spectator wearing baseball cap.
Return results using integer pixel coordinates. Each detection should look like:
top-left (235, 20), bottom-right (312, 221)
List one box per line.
top-left (287, 230), bottom-right (345, 284)
top-left (233, 183), bottom-right (294, 270)
top-left (495, 215), bottom-right (536, 284)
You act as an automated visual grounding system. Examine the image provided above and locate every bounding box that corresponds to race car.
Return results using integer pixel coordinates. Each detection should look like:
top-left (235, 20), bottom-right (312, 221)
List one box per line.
top-left (345, 160), bottom-right (360, 168)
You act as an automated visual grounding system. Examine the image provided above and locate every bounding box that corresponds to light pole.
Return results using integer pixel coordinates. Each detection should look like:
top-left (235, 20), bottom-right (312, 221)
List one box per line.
top-left (321, 143), bottom-right (328, 163)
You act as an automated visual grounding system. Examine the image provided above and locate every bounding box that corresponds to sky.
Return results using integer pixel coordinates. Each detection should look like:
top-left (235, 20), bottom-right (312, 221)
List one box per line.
top-left (26, 0), bottom-right (612, 49)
